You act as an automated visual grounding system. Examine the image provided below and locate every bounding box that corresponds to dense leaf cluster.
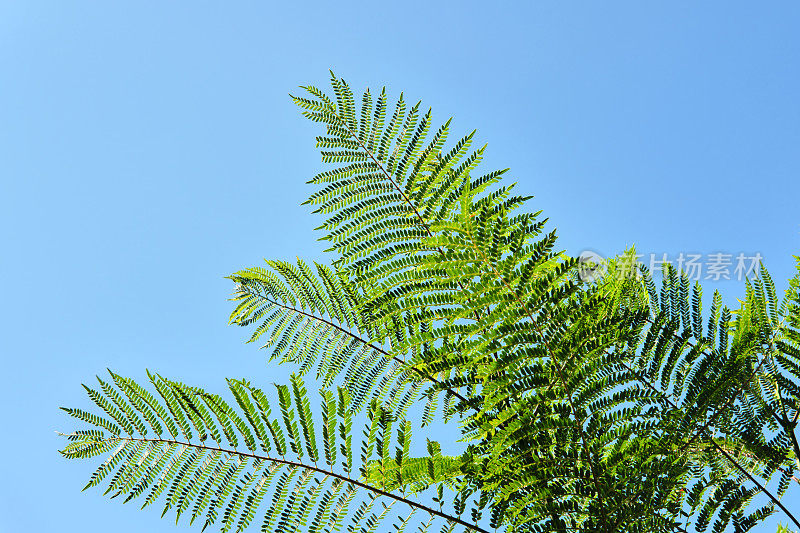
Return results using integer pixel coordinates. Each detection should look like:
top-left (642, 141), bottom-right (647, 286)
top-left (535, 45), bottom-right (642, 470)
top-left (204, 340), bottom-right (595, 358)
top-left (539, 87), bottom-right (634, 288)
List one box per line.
top-left (59, 74), bottom-right (800, 532)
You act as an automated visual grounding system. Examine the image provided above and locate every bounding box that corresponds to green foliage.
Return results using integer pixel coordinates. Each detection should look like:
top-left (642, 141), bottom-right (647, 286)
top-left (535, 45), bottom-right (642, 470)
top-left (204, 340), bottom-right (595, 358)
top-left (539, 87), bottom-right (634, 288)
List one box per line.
top-left (60, 370), bottom-right (478, 532)
top-left (228, 260), bottom-right (439, 418)
top-left (59, 74), bottom-right (800, 532)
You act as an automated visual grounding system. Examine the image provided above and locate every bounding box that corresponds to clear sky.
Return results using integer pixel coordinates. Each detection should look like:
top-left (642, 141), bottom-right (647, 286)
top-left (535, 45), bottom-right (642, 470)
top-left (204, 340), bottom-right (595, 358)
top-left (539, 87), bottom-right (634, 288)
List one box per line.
top-left (1, 2), bottom-right (799, 531)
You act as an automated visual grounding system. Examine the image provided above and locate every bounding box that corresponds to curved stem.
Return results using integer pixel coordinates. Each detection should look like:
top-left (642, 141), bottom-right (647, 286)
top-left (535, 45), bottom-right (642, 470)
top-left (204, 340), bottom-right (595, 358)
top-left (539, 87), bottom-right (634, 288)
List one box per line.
top-left (111, 436), bottom-right (489, 533)
top-left (235, 286), bottom-right (466, 404)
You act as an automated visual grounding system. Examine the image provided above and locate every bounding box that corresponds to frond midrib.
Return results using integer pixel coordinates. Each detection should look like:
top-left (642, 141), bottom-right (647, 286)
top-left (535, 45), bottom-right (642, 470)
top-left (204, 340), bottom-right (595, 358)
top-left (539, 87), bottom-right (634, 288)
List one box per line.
top-left (67, 433), bottom-right (489, 533)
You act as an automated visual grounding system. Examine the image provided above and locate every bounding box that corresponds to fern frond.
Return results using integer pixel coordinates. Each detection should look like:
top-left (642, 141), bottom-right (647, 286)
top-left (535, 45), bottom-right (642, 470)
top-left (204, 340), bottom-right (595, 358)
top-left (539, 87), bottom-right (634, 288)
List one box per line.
top-left (59, 370), bottom-right (485, 533)
top-left (229, 259), bottom-right (464, 417)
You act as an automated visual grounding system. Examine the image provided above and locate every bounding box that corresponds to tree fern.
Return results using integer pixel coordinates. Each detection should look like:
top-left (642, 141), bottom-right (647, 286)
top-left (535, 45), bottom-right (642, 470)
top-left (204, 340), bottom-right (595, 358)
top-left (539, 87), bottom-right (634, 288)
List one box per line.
top-left (59, 73), bottom-right (800, 532)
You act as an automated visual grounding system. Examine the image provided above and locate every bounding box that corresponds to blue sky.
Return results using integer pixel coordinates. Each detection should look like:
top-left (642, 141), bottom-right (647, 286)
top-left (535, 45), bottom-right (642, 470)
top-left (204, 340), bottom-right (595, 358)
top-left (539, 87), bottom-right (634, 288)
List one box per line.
top-left (1, 2), bottom-right (799, 531)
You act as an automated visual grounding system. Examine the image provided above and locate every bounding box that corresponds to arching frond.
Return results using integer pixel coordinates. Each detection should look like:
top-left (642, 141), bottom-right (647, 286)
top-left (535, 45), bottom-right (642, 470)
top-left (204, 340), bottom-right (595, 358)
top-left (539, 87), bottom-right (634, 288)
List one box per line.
top-left (59, 370), bottom-right (487, 533)
top-left (228, 259), bottom-right (464, 418)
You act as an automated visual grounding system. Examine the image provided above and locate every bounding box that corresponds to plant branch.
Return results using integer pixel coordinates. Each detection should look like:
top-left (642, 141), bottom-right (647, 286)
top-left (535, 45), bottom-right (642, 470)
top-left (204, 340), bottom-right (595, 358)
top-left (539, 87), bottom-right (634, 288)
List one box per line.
top-left (106, 435), bottom-right (489, 533)
top-left (236, 286), bottom-right (467, 405)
